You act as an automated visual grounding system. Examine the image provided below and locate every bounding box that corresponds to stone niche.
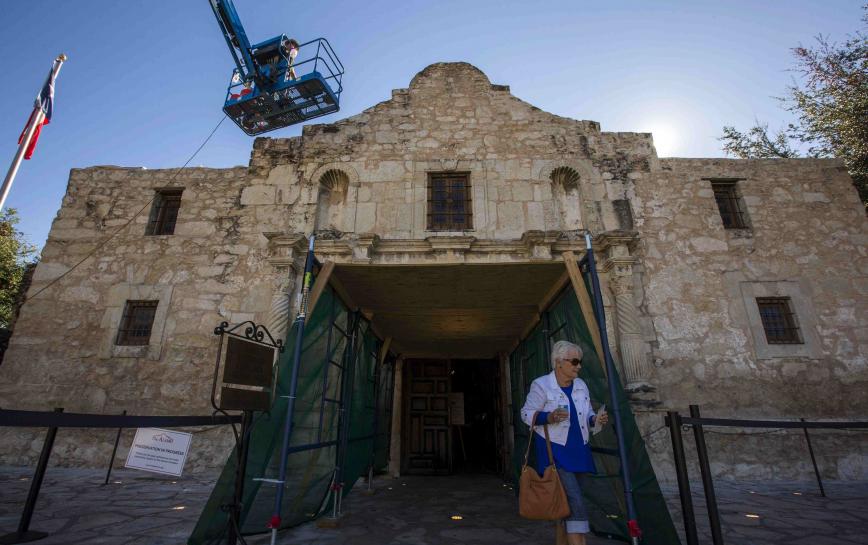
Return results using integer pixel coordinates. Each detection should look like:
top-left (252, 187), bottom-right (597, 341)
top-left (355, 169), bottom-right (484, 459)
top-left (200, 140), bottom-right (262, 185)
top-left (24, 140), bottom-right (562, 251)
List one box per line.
top-left (315, 168), bottom-right (350, 232)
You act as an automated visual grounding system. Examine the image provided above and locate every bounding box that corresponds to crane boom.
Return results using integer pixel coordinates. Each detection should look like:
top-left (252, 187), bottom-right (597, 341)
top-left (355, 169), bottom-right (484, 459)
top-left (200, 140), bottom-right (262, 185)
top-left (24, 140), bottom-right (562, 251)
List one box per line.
top-left (205, 0), bottom-right (345, 135)
top-left (208, 0), bottom-right (258, 83)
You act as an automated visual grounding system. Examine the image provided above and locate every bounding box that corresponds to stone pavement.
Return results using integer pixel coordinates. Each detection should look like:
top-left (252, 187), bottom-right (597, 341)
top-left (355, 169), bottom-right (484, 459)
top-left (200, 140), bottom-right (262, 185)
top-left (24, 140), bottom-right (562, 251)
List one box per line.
top-left (659, 480), bottom-right (868, 545)
top-left (1, 467), bottom-right (866, 544)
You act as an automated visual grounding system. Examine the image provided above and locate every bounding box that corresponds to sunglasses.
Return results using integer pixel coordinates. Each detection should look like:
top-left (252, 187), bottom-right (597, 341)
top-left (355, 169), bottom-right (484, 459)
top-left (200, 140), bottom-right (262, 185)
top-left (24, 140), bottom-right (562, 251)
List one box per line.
top-left (562, 358), bottom-right (582, 366)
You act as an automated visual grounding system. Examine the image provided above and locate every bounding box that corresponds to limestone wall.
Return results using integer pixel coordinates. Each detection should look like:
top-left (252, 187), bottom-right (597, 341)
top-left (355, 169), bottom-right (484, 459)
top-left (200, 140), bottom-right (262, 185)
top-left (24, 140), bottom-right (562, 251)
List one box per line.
top-left (0, 164), bottom-right (308, 471)
top-left (633, 158), bottom-right (868, 479)
top-left (250, 62), bottom-right (655, 240)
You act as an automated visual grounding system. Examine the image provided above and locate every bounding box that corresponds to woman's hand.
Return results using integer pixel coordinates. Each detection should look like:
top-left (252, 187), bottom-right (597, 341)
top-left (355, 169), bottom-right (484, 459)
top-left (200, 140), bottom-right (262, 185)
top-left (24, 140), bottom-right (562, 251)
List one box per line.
top-left (595, 410), bottom-right (609, 427)
top-left (547, 408), bottom-right (568, 424)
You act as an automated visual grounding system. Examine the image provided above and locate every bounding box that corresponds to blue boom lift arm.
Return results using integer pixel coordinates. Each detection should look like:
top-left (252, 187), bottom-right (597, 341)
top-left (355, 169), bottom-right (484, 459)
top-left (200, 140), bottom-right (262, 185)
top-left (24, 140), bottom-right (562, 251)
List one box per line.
top-left (208, 0), bottom-right (258, 84)
top-left (207, 0), bottom-right (345, 135)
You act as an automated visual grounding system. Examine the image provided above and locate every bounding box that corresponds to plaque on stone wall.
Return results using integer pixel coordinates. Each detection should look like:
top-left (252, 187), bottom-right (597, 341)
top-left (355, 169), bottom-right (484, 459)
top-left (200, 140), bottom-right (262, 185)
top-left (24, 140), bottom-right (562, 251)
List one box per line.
top-left (217, 335), bottom-right (277, 412)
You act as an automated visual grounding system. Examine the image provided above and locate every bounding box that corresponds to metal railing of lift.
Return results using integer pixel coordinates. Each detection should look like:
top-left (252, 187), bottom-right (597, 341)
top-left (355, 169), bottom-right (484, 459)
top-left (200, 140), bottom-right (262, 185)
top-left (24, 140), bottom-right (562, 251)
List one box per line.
top-left (224, 38), bottom-right (344, 102)
top-left (298, 37), bottom-right (344, 95)
top-left (664, 404), bottom-right (868, 545)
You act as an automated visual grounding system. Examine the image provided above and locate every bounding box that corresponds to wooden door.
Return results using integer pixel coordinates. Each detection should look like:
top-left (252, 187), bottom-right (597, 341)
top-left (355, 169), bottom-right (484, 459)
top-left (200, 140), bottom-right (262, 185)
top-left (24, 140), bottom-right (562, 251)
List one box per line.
top-left (402, 359), bottom-right (451, 474)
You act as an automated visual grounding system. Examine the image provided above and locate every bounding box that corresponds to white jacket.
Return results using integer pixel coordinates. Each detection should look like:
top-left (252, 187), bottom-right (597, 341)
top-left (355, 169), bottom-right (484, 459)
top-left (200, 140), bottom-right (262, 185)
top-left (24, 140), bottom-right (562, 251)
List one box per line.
top-left (520, 371), bottom-right (595, 446)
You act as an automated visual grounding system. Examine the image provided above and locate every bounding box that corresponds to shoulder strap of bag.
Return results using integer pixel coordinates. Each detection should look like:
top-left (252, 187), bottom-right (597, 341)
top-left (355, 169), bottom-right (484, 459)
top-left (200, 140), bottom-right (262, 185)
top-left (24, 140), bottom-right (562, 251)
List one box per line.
top-left (542, 422), bottom-right (557, 467)
top-left (523, 411), bottom-right (539, 465)
top-left (524, 411), bottom-right (558, 468)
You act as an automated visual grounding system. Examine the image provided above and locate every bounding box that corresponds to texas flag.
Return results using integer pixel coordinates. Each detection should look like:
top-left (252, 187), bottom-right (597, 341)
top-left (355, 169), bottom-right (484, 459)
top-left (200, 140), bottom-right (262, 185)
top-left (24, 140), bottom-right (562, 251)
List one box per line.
top-left (18, 58), bottom-right (60, 160)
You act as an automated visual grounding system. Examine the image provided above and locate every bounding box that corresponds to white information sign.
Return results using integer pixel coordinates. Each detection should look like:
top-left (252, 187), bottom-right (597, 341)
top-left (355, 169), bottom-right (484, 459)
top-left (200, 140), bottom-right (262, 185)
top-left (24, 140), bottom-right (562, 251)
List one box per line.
top-left (125, 428), bottom-right (192, 477)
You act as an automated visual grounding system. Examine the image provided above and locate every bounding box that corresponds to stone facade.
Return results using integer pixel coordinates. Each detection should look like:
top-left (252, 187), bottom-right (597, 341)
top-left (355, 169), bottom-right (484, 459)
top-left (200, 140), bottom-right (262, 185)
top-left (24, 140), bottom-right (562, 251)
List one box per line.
top-left (1, 63), bottom-right (865, 480)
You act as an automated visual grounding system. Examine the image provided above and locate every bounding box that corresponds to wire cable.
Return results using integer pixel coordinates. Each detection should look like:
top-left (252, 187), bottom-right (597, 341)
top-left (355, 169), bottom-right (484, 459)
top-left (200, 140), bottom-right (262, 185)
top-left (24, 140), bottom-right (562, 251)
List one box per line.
top-left (26, 114), bottom-right (228, 302)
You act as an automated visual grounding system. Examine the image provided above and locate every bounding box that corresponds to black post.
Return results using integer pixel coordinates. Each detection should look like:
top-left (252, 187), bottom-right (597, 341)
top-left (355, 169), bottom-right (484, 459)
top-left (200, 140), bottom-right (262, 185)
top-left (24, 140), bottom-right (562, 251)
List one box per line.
top-left (227, 410), bottom-right (254, 545)
top-left (103, 409), bottom-right (127, 485)
top-left (584, 235), bottom-right (641, 543)
top-left (0, 408), bottom-right (63, 545)
top-left (666, 412), bottom-right (699, 545)
top-left (268, 235), bottom-right (316, 537)
top-left (689, 405), bottom-right (724, 545)
top-left (800, 418), bottom-right (825, 497)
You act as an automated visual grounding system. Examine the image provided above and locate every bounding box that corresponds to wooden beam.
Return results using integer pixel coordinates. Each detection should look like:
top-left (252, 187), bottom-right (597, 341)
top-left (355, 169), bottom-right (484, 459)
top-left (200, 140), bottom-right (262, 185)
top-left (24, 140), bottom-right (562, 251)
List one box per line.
top-left (518, 313), bottom-right (541, 344)
top-left (304, 261), bottom-right (335, 324)
top-left (537, 269), bottom-right (571, 312)
top-left (509, 269), bottom-right (572, 358)
top-left (327, 270), bottom-right (358, 312)
top-left (378, 336), bottom-right (393, 365)
top-left (562, 251), bottom-right (607, 379)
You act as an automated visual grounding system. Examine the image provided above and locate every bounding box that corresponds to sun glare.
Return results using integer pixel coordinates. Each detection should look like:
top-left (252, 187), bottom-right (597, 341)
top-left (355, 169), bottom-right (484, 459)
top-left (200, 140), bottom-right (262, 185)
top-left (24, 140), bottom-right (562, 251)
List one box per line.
top-left (646, 123), bottom-right (681, 157)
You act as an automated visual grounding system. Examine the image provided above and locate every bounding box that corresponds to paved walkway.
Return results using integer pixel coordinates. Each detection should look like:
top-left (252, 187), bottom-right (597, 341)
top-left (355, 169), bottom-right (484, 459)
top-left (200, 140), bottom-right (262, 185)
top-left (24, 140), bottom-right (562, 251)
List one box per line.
top-left (1, 467), bottom-right (866, 544)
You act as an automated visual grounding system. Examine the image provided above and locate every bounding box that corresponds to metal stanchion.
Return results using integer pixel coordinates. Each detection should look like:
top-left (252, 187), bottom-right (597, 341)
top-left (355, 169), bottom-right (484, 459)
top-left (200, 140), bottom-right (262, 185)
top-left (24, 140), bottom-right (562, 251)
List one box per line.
top-left (227, 411), bottom-right (254, 545)
top-left (103, 409), bottom-right (127, 485)
top-left (0, 408), bottom-right (64, 545)
top-left (800, 418), bottom-right (826, 497)
top-left (689, 405), bottom-right (724, 545)
top-left (665, 411), bottom-right (699, 545)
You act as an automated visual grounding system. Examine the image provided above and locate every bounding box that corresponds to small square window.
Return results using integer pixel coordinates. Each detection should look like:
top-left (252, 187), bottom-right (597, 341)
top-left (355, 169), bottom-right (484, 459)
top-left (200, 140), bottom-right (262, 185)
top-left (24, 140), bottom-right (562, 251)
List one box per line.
top-left (115, 300), bottom-right (159, 346)
top-left (146, 189), bottom-right (183, 235)
top-left (427, 173), bottom-right (472, 231)
top-left (756, 297), bottom-right (803, 344)
top-left (710, 181), bottom-right (749, 230)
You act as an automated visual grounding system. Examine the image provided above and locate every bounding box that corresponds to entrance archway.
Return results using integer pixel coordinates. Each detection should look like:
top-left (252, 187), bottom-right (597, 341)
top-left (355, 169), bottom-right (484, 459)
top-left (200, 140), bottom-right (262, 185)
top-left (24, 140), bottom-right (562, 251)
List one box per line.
top-left (191, 259), bottom-right (680, 545)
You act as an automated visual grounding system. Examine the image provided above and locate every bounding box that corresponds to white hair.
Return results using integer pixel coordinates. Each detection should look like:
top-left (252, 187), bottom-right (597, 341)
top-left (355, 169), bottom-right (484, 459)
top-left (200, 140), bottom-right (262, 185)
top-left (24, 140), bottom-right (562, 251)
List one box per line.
top-left (551, 340), bottom-right (583, 369)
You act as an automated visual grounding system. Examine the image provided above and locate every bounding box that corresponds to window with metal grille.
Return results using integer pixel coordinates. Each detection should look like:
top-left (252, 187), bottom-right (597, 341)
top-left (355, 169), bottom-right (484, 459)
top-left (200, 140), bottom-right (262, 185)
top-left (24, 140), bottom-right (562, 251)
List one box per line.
top-left (711, 181), bottom-right (748, 229)
top-left (756, 297), bottom-right (803, 344)
top-left (146, 189), bottom-right (183, 235)
top-left (427, 172), bottom-right (472, 231)
top-left (115, 300), bottom-right (158, 346)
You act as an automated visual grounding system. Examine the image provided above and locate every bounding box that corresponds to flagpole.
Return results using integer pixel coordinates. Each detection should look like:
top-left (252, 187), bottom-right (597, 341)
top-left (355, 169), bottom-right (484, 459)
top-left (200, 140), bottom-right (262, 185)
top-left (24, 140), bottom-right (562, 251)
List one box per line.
top-left (0, 54), bottom-right (67, 213)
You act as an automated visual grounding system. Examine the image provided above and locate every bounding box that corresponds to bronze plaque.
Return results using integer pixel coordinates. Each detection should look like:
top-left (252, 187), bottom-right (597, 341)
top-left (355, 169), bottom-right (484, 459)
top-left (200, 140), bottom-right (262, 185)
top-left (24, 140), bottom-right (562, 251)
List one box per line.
top-left (220, 386), bottom-right (270, 412)
top-left (223, 336), bottom-right (275, 388)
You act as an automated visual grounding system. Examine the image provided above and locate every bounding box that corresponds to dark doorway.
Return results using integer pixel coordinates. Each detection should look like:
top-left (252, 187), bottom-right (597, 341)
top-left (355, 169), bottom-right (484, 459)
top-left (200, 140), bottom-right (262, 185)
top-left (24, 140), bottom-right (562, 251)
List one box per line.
top-left (450, 359), bottom-right (502, 474)
top-left (401, 358), bottom-right (503, 475)
top-left (402, 359), bottom-right (452, 474)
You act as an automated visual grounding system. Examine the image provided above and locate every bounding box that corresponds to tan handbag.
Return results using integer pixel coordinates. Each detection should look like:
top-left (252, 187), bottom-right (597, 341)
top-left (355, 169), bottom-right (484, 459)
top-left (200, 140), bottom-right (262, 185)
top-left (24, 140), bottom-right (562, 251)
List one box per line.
top-left (519, 412), bottom-right (571, 520)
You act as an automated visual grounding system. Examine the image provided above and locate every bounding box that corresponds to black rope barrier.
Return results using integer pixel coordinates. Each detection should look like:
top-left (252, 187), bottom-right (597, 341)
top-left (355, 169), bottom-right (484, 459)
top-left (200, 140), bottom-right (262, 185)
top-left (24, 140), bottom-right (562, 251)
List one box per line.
top-left (665, 405), bottom-right (868, 545)
top-left (678, 416), bottom-right (868, 430)
top-left (0, 407), bottom-right (242, 545)
top-left (0, 409), bottom-right (242, 429)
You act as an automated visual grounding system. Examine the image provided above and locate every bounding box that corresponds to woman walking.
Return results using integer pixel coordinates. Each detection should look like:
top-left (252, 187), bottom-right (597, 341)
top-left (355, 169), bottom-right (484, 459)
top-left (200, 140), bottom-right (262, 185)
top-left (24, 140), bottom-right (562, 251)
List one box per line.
top-left (521, 340), bottom-right (608, 545)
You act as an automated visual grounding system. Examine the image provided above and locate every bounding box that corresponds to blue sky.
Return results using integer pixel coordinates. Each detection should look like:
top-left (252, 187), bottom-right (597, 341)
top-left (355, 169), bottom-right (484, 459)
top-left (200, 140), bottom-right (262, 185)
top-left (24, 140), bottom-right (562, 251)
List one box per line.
top-left (0, 0), bottom-right (864, 250)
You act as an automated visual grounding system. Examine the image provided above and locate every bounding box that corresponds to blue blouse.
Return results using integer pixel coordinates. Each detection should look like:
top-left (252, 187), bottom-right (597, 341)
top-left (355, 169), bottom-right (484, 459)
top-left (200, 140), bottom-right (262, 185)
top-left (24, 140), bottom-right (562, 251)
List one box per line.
top-left (533, 383), bottom-right (596, 475)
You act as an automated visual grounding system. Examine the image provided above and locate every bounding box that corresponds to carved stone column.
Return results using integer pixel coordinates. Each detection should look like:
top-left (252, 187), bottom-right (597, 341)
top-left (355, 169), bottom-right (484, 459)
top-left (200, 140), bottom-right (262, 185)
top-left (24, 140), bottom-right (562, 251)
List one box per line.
top-left (610, 276), bottom-right (654, 392)
top-left (266, 267), bottom-right (295, 344)
top-left (264, 232), bottom-right (311, 342)
top-left (598, 232), bottom-right (658, 404)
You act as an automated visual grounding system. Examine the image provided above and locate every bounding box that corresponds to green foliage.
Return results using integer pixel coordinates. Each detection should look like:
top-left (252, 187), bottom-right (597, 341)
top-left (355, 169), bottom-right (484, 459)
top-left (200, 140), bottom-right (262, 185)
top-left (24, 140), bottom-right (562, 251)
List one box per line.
top-left (720, 123), bottom-right (799, 159)
top-left (0, 208), bottom-right (37, 328)
top-left (720, 7), bottom-right (868, 206)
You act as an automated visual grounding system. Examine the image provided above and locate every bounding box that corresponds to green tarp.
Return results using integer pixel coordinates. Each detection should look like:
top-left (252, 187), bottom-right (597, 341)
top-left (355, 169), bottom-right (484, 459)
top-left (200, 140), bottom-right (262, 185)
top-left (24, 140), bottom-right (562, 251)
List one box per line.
top-left (188, 285), bottom-right (391, 544)
top-left (509, 285), bottom-right (681, 544)
top-left (190, 271), bottom-right (679, 544)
